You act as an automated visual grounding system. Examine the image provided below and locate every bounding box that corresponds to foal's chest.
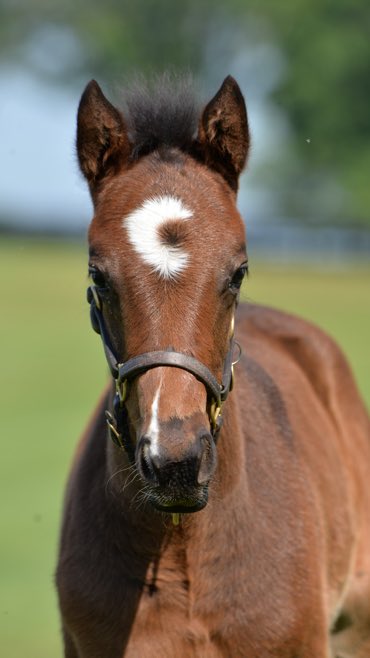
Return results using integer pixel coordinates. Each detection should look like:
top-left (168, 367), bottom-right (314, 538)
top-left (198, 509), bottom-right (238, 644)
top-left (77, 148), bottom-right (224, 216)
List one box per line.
top-left (120, 552), bottom-right (270, 658)
top-left (123, 568), bottom-right (249, 658)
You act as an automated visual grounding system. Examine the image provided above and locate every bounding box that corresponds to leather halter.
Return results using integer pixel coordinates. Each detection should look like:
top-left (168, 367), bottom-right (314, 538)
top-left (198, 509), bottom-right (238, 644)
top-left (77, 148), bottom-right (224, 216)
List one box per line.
top-left (87, 284), bottom-right (239, 456)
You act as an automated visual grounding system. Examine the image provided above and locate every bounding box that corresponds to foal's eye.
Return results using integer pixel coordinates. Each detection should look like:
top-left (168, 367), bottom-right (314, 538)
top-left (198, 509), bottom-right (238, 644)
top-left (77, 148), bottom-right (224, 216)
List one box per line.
top-left (89, 266), bottom-right (107, 289)
top-left (229, 264), bottom-right (248, 293)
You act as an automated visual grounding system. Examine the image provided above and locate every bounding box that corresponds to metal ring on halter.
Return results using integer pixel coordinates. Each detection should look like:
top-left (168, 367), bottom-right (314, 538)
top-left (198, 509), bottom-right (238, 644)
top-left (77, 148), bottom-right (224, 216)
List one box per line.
top-left (232, 341), bottom-right (242, 366)
top-left (230, 342), bottom-right (241, 393)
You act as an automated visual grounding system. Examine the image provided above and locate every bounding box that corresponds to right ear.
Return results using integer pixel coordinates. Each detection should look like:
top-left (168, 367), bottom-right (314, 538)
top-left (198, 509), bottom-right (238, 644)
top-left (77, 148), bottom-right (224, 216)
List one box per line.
top-left (76, 80), bottom-right (131, 192)
top-left (197, 76), bottom-right (249, 191)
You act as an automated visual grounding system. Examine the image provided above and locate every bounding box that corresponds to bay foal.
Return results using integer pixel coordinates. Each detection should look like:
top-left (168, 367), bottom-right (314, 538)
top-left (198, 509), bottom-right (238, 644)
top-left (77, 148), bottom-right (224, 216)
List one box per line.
top-left (56, 76), bottom-right (370, 657)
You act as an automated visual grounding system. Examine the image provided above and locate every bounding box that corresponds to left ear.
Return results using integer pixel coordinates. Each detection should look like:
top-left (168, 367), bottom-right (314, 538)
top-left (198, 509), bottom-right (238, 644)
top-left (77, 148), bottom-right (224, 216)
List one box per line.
top-left (76, 80), bottom-right (131, 195)
top-left (197, 76), bottom-right (250, 191)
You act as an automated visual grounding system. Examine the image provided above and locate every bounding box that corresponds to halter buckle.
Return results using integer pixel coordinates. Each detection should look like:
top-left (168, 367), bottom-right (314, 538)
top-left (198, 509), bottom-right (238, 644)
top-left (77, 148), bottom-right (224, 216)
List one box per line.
top-left (105, 411), bottom-right (125, 449)
top-left (116, 378), bottom-right (128, 404)
top-left (210, 400), bottom-right (222, 433)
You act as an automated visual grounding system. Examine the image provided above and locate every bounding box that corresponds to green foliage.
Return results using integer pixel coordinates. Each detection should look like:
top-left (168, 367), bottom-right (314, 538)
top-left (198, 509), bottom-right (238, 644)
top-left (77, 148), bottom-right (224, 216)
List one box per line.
top-left (0, 0), bottom-right (210, 81)
top-left (269, 0), bottom-right (370, 224)
top-left (1, 0), bottom-right (369, 226)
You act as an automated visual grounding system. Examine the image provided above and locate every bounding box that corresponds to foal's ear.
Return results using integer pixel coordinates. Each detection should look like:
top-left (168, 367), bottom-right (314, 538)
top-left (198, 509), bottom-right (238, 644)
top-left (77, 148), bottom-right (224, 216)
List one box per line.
top-left (77, 80), bottom-right (131, 191)
top-left (197, 76), bottom-right (250, 191)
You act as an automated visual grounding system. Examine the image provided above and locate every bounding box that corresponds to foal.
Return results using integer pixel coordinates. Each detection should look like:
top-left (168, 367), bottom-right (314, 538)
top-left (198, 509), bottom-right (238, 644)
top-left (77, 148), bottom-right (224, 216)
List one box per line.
top-left (56, 75), bottom-right (370, 658)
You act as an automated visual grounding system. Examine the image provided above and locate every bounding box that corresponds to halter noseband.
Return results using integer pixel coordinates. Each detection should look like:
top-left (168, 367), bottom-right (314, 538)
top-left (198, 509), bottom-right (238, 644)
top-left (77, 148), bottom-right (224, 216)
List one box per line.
top-left (87, 284), bottom-right (239, 456)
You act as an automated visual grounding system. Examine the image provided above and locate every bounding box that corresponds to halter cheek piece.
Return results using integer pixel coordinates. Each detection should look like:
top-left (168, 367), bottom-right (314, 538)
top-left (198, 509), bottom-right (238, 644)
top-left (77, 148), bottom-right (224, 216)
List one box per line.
top-left (87, 285), bottom-right (240, 458)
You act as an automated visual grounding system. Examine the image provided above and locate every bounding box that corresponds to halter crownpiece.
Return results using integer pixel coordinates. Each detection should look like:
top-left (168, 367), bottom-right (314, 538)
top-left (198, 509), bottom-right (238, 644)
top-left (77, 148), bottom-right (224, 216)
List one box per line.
top-left (87, 284), bottom-right (241, 456)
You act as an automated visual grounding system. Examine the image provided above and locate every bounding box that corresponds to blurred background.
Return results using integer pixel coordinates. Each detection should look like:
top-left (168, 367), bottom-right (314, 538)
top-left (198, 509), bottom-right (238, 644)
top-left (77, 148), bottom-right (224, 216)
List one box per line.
top-left (1, 1), bottom-right (369, 656)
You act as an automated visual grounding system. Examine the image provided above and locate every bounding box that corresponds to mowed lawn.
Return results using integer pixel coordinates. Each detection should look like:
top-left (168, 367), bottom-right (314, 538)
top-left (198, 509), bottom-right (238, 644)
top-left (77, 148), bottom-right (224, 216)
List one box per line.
top-left (0, 237), bottom-right (369, 658)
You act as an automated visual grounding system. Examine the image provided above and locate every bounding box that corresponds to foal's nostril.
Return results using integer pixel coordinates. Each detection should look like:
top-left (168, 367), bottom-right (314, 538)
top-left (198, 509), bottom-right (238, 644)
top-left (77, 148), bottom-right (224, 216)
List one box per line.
top-left (197, 433), bottom-right (217, 485)
top-left (137, 437), bottom-right (159, 483)
top-left (137, 432), bottom-right (216, 489)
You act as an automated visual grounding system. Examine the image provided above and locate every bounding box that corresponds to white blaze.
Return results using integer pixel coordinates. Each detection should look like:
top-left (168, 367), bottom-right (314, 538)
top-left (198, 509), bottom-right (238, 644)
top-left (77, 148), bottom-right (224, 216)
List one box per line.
top-left (124, 195), bottom-right (192, 278)
top-left (148, 384), bottom-right (161, 457)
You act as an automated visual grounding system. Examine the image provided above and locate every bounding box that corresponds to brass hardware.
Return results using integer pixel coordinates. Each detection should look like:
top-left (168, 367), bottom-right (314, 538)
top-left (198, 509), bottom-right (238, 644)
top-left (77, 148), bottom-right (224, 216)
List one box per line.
top-left (105, 411), bottom-right (124, 450)
top-left (230, 340), bottom-right (242, 393)
top-left (232, 341), bottom-right (242, 367)
top-left (116, 378), bottom-right (128, 404)
top-left (229, 314), bottom-right (235, 339)
top-left (210, 400), bottom-right (222, 431)
top-left (230, 364), bottom-right (235, 393)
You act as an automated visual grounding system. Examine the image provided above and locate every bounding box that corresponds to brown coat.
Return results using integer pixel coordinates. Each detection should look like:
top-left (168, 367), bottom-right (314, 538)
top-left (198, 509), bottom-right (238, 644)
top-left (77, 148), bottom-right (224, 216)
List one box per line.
top-left (56, 75), bottom-right (370, 658)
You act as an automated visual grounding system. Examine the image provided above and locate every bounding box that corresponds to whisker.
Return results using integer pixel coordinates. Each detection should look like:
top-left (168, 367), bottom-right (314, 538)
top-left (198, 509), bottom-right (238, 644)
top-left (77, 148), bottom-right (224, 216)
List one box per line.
top-left (129, 486), bottom-right (147, 510)
top-left (120, 470), bottom-right (141, 496)
top-left (105, 462), bottom-right (138, 496)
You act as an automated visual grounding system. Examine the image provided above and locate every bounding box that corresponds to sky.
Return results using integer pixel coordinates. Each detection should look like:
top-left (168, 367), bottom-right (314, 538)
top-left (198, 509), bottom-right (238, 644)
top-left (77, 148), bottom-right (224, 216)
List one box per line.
top-left (0, 47), bottom-right (288, 233)
top-left (1, 69), bottom-right (92, 231)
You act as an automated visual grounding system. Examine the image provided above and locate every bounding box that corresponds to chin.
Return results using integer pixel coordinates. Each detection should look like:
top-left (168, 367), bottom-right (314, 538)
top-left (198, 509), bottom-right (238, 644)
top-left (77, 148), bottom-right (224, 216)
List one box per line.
top-left (149, 488), bottom-right (209, 514)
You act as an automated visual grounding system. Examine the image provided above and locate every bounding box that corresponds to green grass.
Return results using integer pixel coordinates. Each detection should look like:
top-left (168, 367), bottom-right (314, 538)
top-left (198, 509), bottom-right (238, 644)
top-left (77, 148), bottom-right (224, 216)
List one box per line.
top-left (0, 238), bottom-right (106, 658)
top-left (242, 260), bottom-right (370, 406)
top-left (0, 237), bottom-right (369, 657)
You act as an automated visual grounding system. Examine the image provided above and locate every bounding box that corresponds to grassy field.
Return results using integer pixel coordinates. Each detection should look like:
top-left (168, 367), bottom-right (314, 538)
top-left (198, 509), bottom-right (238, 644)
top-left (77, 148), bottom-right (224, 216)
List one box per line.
top-left (0, 236), bottom-right (369, 657)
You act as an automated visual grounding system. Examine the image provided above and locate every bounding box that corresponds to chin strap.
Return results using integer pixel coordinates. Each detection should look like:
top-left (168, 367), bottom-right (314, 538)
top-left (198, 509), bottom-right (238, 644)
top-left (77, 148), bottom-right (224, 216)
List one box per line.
top-left (87, 285), bottom-right (241, 456)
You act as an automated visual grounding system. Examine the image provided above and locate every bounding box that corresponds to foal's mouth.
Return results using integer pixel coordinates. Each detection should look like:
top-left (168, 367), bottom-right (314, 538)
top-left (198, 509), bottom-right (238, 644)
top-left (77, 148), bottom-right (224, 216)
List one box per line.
top-left (148, 487), bottom-right (209, 514)
top-left (136, 437), bottom-right (215, 514)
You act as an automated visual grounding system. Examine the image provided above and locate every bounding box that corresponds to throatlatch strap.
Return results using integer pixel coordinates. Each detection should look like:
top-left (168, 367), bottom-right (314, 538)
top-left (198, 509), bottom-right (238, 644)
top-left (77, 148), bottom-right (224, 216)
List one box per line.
top-left (87, 287), bottom-right (119, 379)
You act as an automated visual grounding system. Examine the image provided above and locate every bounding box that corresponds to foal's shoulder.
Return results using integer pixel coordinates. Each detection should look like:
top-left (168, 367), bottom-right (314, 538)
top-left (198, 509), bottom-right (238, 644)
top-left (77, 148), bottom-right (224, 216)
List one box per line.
top-left (236, 302), bottom-right (359, 405)
top-left (237, 301), bottom-right (337, 352)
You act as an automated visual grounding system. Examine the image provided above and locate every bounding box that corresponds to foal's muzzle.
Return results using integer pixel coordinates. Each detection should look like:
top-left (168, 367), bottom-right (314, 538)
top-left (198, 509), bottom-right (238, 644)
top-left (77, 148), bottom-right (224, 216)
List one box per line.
top-left (137, 430), bottom-right (217, 512)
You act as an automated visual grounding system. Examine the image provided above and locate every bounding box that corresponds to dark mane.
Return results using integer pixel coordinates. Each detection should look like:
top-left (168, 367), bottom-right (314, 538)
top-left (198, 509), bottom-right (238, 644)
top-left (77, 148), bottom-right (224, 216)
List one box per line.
top-left (122, 74), bottom-right (200, 160)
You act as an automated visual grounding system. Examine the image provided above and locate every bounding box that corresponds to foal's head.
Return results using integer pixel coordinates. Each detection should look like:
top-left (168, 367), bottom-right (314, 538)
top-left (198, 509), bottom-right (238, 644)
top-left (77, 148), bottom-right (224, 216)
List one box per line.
top-left (77, 75), bottom-right (250, 513)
